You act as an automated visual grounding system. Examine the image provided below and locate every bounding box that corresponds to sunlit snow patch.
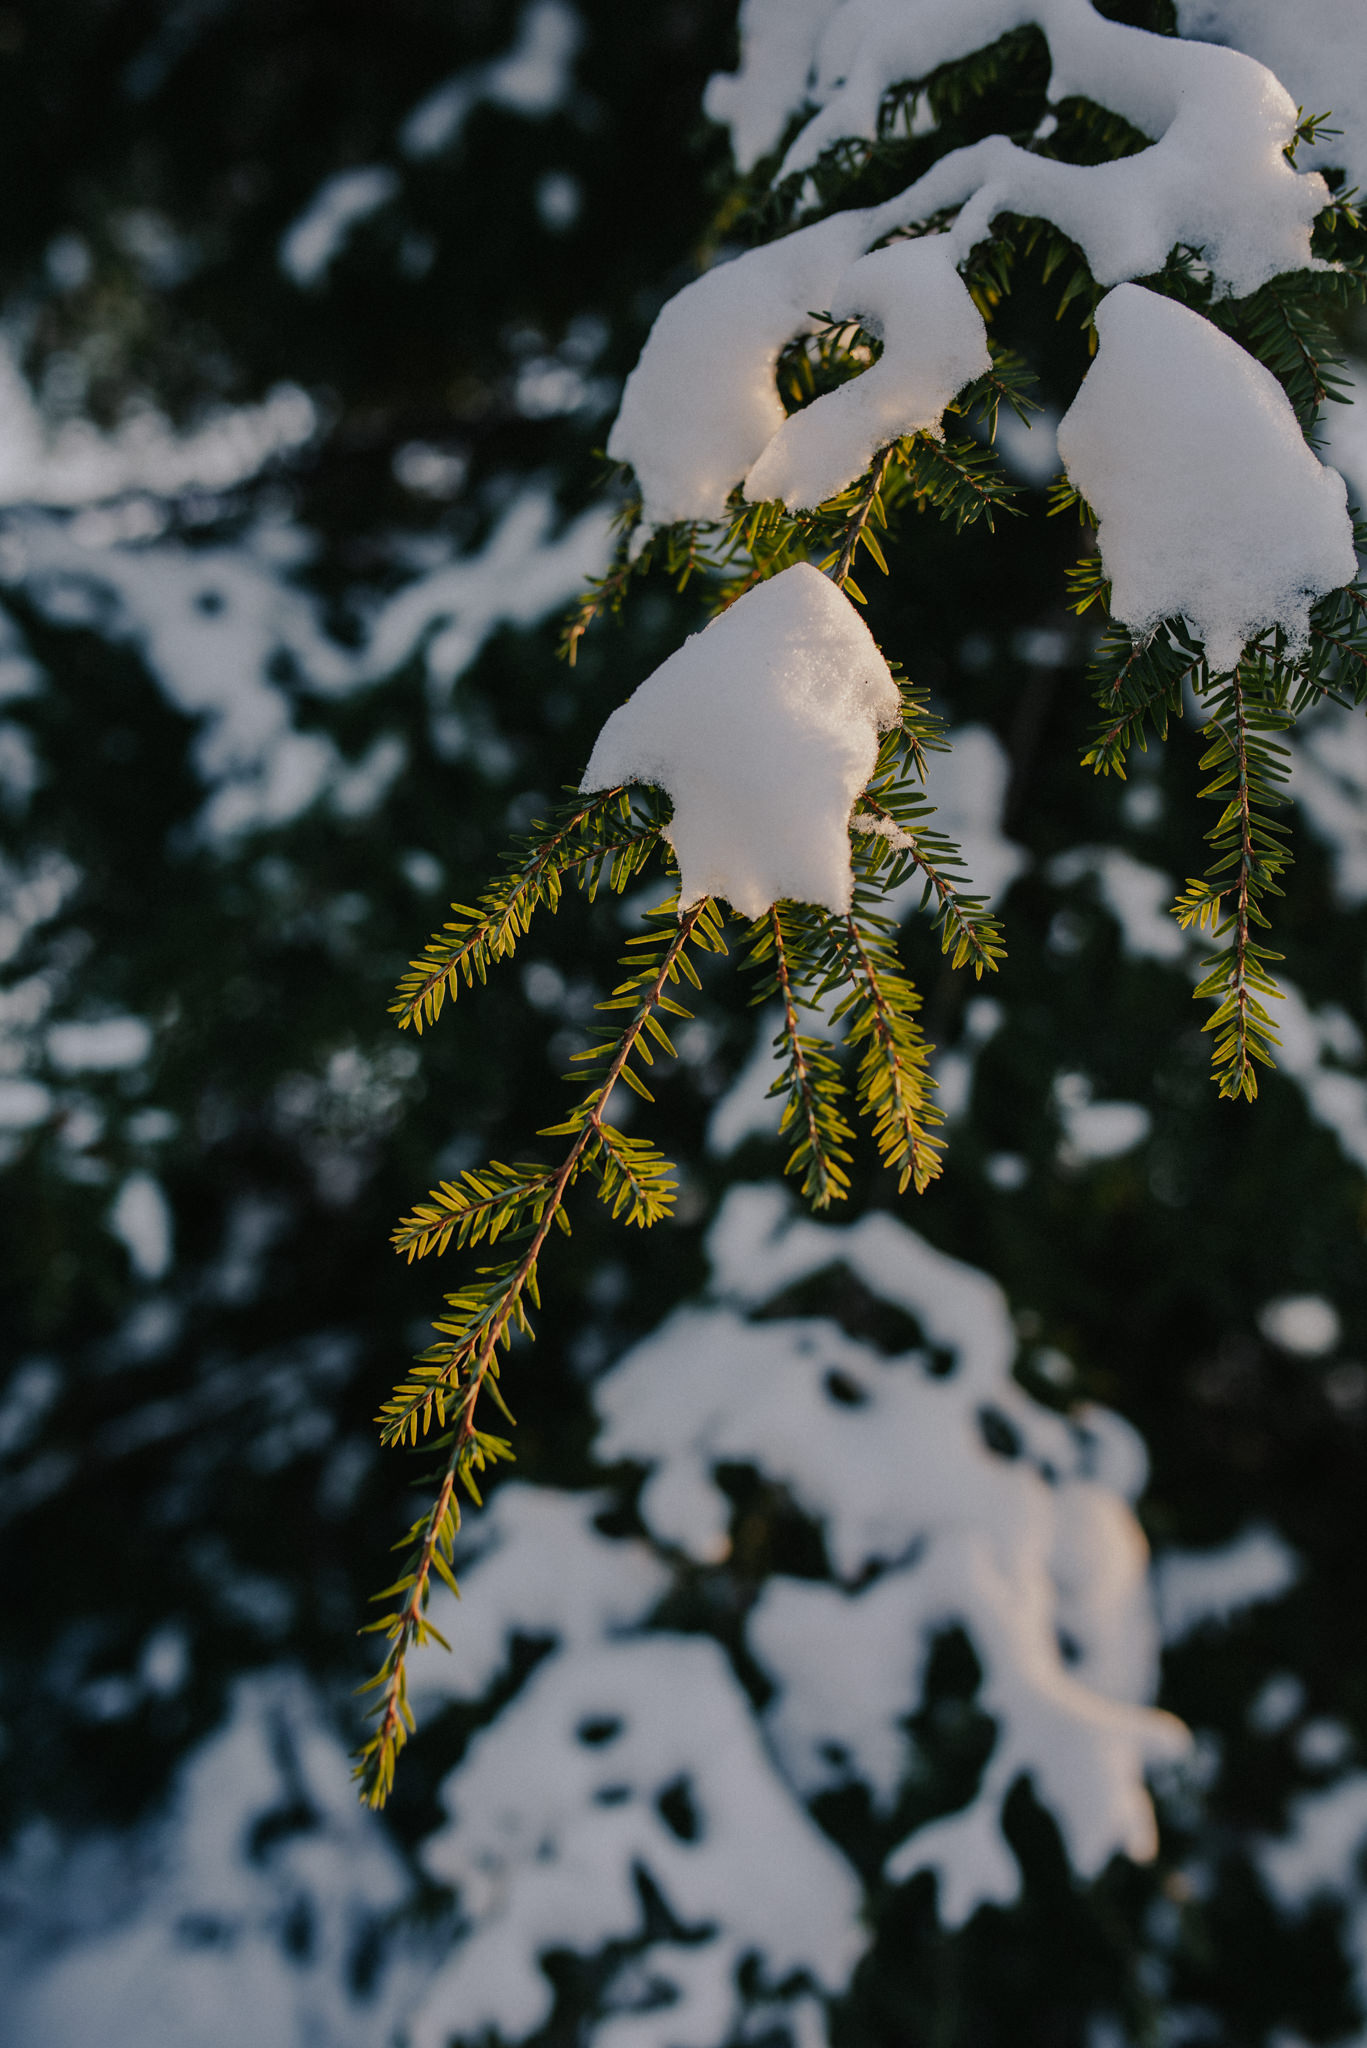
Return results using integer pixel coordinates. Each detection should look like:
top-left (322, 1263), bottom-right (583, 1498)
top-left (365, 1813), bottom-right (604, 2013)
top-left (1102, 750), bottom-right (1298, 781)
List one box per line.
top-left (623, 0), bottom-right (1332, 533)
top-left (743, 235), bottom-right (990, 511)
top-left (1176, 0), bottom-right (1367, 194)
top-left (581, 563), bottom-right (901, 918)
top-left (1058, 285), bottom-right (1355, 673)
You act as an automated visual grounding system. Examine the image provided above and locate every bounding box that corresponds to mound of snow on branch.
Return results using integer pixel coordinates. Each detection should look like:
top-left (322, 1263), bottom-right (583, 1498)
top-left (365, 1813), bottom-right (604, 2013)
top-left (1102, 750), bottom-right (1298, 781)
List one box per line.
top-left (1176, 0), bottom-right (1367, 195)
top-left (744, 236), bottom-right (991, 511)
top-left (1057, 285), bottom-right (1355, 672)
top-left (581, 564), bottom-right (900, 918)
top-left (617, 0), bottom-right (1330, 531)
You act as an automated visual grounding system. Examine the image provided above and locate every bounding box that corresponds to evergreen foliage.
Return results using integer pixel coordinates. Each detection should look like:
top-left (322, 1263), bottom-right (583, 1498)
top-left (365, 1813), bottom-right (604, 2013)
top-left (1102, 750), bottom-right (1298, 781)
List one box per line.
top-left (8, 5), bottom-right (1367, 2044)
top-left (364, 0), bottom-right (1367, 1795)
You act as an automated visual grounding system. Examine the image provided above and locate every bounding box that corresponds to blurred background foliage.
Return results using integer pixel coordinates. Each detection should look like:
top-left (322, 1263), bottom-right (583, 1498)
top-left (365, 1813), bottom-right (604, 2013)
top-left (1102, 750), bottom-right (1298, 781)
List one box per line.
top-left (2, 2), bottom-right (1367, 2043)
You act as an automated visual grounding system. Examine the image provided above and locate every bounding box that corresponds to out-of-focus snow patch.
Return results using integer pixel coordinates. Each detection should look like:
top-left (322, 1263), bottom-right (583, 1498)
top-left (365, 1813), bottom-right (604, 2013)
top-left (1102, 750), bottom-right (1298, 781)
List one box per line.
top-left (600, 1184), bottom-right (1185, 1924)
top-left (0, 849), bottom-right (80, 967)
top-left (400, 0), bottom-right (581, 159)
top-left (892, 724), bottom-right (1027, 915)
top-left (1260, 1770), bottom-right (1367, 2023)
top-left (1153, 1525), bottom-right (1301, 1645)
top-left (1, 485), bottom-right (612, 844)
top-left (0, 344), bottom-right (315, 508)
top-left (0, 1672), bottom-right (419, 2048)
top-left (1273, 980), bottom-right (1367, 1176)
top-left (366, 487), bottom-right (613, 694)
top-left (407, 1180), bottom-right (1179, 2011)
top-left (406, 1485), bottom-right (669, 1712)
top-left (279, 167), bottom-right (400, 287)
top-left (1047, 846), bottom-right (1189, 964)
top-left (995, 403), bottom-right (1060, 486)
top-left (582, 564), bottom-right (901, 918)
top-left (1322, 358), bottom-right (1367, 514)
top-left (1058, 286), bottom-right (1354, 674)
top-left (412, 1637), bottom-right (865, 2048)
top-left (1043, 838), bottom-right (1367, 1187)
top-left (932, 993), bottom-right (1003, 1124)
top-left (108, 1171), bottom-right (174, 1281)
top-left (0, 1077), bottom-right (51, 1130)
top-left (46, 1016), bottom-right (152, 1074)
top-left (1290, 700), bottom-right (1367, 910)
top-left (1258, 1294), bottom-right (1341, 1358)
top-left (1052, 1071), bottom-right (1151, 1166)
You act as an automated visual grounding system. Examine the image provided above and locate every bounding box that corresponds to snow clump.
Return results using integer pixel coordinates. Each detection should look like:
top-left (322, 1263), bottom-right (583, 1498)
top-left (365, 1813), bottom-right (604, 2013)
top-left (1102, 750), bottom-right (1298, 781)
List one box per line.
top-left (580, 563), bottom-right (901, 918)
top-left (615, 0), bottom-right (1333, 535)
top-left (1057, 285), bottom-right (1356, 672)
top-left (744, 234), bottom-right (991, 511)
top-left (1175, 0), bottom-right (1367, 195)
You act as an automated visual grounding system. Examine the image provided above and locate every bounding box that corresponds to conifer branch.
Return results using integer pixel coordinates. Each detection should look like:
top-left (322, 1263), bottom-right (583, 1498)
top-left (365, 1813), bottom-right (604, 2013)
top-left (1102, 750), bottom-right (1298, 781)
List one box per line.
top-left (826, 446), bottom-right (895, 591)
top-left (391, 786), bottom-right (666, 1032)
top-left (1082, 619), bottom-right (1204, 775)
top-left (851, 798), bottom-right (1006, 976)
top-left (746, 905), bottom-right (854, 1208)
top-left (1174, 668), bottom-right (1291, 1100)
top-left (358, 901), bottom-right (715, 1806)
top-left (821, 904), bottom-right (944, 1193)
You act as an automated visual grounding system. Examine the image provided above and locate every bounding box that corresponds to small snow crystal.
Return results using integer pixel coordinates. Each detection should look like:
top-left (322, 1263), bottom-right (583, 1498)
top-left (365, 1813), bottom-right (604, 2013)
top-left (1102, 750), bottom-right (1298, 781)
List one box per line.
top-left (1057, 284), bottom-right (1355, 673)
top-left (580, 564), bottom-right (900, 920)
top-left (744, 235), bottom-right (991, 511)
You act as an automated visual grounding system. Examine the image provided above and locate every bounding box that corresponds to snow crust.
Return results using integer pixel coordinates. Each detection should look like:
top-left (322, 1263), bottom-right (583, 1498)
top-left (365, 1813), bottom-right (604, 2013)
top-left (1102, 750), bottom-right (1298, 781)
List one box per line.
top-left (581, 564), bottom-right (901, 917)
top-left (1057, 285), bottom-right (1355, 672)
top-left (619, 0), bottom-right (1332, 533)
